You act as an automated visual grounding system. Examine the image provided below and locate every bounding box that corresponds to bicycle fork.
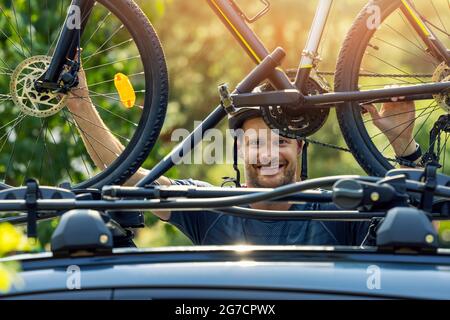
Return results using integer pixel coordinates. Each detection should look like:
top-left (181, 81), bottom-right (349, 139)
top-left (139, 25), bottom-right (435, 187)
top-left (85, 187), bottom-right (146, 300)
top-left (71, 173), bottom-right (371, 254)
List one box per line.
top-left (36, 0), bottom-right (95, 92)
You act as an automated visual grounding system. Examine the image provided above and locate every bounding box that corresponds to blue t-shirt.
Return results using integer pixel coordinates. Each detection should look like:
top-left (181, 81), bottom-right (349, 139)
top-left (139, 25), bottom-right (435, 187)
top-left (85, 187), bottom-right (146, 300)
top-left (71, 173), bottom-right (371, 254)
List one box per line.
top-left (165, 179), bottom-right (370, 246)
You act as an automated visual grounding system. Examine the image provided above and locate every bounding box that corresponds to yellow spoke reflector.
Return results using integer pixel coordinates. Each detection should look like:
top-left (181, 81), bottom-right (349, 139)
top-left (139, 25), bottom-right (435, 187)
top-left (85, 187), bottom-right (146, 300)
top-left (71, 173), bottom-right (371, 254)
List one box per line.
top-left (114, 73), bottom-right (136, 109)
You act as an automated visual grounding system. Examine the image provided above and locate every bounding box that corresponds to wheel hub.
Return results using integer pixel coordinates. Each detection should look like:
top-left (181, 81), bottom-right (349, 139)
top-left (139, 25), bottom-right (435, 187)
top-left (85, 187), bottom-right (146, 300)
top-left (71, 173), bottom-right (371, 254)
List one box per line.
top-left (10, 55), bottom-right (68, 118)
top-left (432, 62), bottom-right (450, 112)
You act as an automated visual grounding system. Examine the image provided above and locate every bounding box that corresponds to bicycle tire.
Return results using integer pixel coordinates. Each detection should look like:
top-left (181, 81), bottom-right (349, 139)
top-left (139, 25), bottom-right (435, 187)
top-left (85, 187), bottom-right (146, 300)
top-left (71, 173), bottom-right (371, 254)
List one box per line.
top-left (334, 0), bottom-right (447, 176)
top-left (83, 0), bottom-right (169, 189)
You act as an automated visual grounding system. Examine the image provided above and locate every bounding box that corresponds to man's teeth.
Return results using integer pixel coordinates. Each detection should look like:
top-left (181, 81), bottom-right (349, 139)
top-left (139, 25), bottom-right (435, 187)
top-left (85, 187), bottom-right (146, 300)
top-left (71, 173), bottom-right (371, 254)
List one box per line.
top-left (257, 164), bottom-right (285, 175)
top-left (258, 164), bottom-right (284, 168)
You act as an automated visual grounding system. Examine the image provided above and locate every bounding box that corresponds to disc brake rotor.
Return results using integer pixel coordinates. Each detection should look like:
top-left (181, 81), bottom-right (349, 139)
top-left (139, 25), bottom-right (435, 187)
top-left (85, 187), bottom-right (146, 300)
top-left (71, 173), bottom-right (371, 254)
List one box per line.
top-left (10, 55), bottom-right (68, 118)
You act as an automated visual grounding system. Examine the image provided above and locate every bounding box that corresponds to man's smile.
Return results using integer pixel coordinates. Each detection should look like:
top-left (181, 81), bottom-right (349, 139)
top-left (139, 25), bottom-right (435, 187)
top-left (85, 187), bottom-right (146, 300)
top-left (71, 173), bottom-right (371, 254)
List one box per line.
top-left (255, 162), bottom-right (286, 176)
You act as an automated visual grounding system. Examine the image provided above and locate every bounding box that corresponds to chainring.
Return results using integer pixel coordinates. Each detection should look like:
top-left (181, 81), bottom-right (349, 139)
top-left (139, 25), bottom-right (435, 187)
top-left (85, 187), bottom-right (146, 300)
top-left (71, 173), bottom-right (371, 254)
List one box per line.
top-left (261, 77), bottom-right (330, 139)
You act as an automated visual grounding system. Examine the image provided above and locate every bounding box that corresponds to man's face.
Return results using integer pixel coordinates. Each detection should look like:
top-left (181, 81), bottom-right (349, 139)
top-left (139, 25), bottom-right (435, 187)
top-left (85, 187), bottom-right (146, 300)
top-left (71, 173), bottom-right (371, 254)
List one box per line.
top-left (240, 117), bottom-right (301, 188)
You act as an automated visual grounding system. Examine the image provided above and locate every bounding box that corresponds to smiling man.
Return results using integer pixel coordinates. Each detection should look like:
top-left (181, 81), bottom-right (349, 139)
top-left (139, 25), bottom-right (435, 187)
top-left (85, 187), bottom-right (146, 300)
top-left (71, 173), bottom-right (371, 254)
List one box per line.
top-left (66, 69), bottom-right (419, 247)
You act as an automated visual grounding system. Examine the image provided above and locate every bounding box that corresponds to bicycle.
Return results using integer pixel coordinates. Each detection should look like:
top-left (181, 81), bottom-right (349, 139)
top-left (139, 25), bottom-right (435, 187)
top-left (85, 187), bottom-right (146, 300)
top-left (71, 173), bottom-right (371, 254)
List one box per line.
top-left (0, 0), bottom-right (448, 190)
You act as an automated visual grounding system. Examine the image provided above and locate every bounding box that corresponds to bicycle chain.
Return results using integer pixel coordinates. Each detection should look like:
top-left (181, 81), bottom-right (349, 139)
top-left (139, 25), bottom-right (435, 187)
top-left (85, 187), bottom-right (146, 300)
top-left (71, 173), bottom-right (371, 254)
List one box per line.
top-left (298, 136), bottom-right (409, 167)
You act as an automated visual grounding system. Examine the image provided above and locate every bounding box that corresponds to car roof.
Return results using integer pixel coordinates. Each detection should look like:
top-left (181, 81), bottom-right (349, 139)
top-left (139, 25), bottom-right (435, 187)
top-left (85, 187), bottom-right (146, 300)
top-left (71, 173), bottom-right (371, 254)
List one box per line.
top-left (2, 246), bottom-right (450, 299)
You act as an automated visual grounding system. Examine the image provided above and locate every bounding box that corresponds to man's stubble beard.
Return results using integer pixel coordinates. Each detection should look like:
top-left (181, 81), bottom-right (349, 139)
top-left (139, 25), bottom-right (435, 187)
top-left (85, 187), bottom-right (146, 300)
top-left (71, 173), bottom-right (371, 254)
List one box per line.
top-left (245, 163), bottom-right (297, 188)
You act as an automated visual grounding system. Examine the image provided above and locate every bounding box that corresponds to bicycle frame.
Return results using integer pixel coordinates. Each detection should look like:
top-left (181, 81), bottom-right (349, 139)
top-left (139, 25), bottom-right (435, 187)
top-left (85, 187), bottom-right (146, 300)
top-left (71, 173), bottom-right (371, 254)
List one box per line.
top-left (28, 0), bottom-right (449, 185)
top-left (138, 0), bottom-right (450, 186)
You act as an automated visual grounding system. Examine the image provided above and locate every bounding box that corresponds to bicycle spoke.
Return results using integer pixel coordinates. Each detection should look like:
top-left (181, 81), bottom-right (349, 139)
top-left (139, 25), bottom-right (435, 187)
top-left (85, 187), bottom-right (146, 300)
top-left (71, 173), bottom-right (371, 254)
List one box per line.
top-left (0, 94), bottom-right (12, 101)
top-left (363, 105), bottom-right (432, 124)
top-left (71, 92), bottom-right (139, 126)
top-left (397, 104), bottom-right (439, 156)
top-left (83, 24), bottom-right (125, 65)
top-left (46, 0), bottom-right (50, 49)
top-left (0, 115), bottom-right (24, 133)
top-left (431, 0), bottom-right (448, 34)
top-left (83, 38), bottom-right (133, 61)
top-left (28, 0), bottom-right (32, 55)
top-left (82, 11), bottom-right (112, 48)
top-left (64, 110), bottom-right (108, 170)
top-left (425, 18), bottom-right (450, 38)
top-left (442, 132), bottom-right (448, 172)
top-left (67, 109), bottom-right (131, 143)
top-left (22, 120), bottom-right (46, 185)
top-left (0, 6), bottom-right (30, 57)
top-left (382, 107), bottom-right (437, 153)
top-left (61, 109), bottom-right (93, 177)
top-left (45, 120), bottom-right (75, 183)
top-left (438, 132), bottom-right (450, 163)
top-left (4, 118), bottom-right (25, 182)
top-left (42, 120), bottom-right (58, 185)
top-left (385, 22), bottom-right (426, 53)
top-left (0, 55), bottom-right (12, 71)
top-left (78, 72), bottom-right (144, 89)
top-left (370, 104), bottom-right (436, 140)
top-left (373, 36), bottom-right (436, 66)
top-left (0, 28), bottom-right (28, 59)
top-left (397, 13), bottom-right (426, 52)
top-left (64, 116), bottom-right (122, 160)
top-left (0, 65), bottom-right (12, 72)
top-left (83, 55), bottom-right (140, 71)
top-left (10, 1), bottom-right (26, 54)
top-left (0, 115), bottom-right (26, 183)
top-left (87, 89), bottom-right (145, 107)
top-left (366, 53), bottom-right (426, 83)
top-left (71, 127), bottom-right (108, 171)
top-left (0, 115), bottom-right (26, 153)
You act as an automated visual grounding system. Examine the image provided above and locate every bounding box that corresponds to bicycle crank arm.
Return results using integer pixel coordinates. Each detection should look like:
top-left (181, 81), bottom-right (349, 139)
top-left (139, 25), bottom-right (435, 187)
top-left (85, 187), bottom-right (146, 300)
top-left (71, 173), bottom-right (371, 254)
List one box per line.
top-left (303, 82), bottom-right (450, 107)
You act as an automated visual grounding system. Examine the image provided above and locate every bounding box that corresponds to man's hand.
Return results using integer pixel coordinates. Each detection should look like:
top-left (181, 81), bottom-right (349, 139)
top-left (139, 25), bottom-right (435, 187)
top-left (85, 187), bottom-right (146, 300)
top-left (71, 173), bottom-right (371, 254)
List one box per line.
top-left (364, 95), bottom-right (417, 157)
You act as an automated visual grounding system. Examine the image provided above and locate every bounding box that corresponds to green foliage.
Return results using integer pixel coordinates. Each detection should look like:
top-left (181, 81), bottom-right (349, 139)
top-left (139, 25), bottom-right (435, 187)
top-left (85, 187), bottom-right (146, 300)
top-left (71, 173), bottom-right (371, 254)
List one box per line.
top-left (0, 223), bottom-right (35, 293)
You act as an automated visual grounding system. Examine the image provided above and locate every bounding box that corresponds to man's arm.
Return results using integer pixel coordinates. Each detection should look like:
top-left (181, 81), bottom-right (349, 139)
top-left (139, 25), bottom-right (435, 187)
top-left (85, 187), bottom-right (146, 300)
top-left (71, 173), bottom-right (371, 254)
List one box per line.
top-left (66, 70), bottom-right (172, 221)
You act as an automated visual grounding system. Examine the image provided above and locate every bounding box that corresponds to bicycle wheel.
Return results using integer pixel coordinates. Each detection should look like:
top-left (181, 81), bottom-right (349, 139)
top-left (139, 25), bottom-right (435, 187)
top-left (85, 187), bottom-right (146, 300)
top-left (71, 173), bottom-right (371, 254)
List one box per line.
top-left (335, 0), bottom-right (449, 176)
top-left (0, 0), bottom-right (168, 189)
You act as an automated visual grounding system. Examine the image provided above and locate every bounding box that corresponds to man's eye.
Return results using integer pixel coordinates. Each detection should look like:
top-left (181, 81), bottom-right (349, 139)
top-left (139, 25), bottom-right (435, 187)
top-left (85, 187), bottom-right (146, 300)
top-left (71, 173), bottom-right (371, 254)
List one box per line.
top-left (279, 139), bottom-right (288, 145)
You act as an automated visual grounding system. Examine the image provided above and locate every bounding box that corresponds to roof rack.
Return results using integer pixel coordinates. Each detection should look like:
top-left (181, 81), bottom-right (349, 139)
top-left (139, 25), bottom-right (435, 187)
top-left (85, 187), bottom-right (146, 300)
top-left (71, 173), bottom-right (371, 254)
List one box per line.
top-left (0, 165), bottom-right (448, 256)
